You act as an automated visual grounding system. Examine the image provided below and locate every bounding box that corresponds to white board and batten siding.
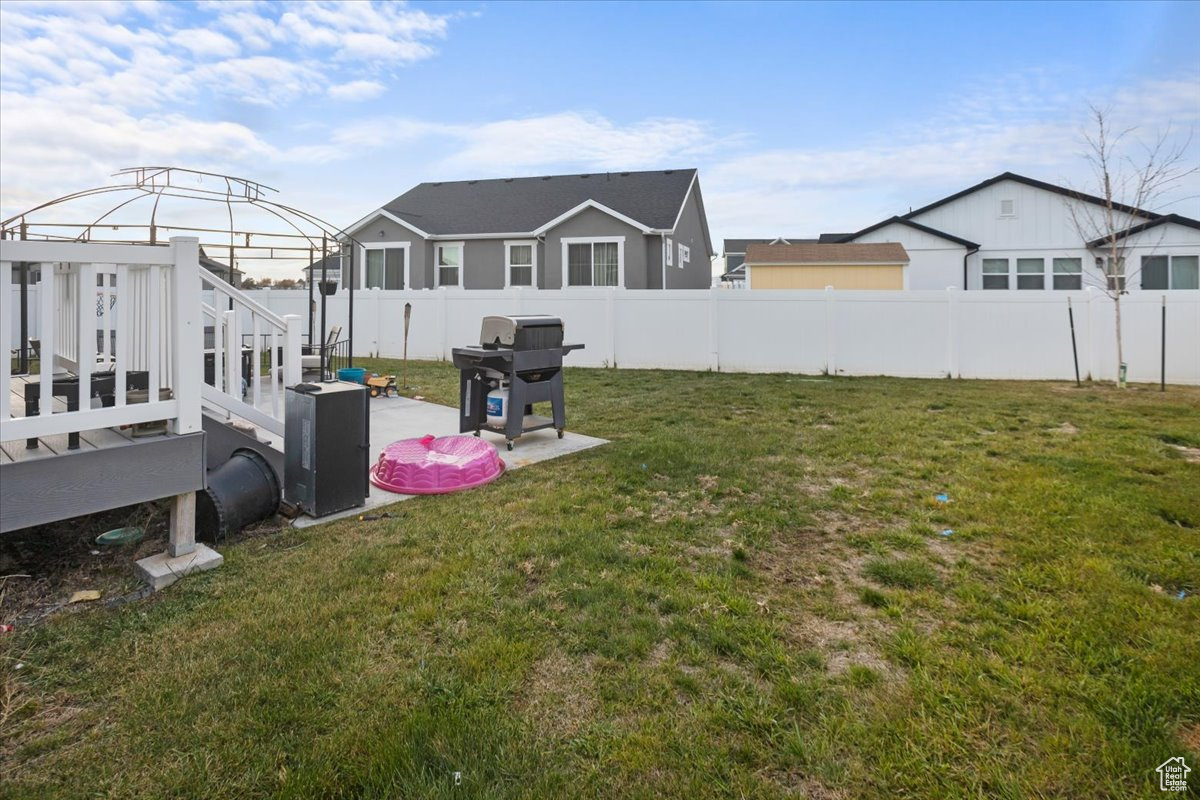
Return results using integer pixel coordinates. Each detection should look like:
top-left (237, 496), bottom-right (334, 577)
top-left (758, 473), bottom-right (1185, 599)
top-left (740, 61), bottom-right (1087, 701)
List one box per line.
top-left (857, 178), bottom-right (1200, 291)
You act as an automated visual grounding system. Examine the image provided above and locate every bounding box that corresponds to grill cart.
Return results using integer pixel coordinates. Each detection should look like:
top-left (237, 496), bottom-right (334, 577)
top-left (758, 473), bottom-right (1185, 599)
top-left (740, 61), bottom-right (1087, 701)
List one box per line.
top-left (451, 315), bottom-right (583, 450)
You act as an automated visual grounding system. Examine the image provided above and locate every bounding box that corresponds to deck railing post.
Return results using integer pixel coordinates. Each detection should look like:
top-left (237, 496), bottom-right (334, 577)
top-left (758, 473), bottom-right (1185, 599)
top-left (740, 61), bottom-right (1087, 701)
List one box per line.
top-left (283, 314), bottom-right (302, 386)
top-left (169, 237), bottom-right (202, 435)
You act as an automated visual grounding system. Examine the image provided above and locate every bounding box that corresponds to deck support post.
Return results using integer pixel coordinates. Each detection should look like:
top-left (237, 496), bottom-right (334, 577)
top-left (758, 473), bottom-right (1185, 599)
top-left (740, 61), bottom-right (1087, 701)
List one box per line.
top-left (135, 491), bottom-right (223, 591)
top-left (167, 491), bottom-right (196, 558)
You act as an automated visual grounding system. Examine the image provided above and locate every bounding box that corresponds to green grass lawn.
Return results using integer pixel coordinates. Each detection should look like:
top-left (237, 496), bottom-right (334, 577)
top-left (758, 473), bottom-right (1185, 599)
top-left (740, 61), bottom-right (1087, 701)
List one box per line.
top-left (3, 363), bottom-right (1199, 799)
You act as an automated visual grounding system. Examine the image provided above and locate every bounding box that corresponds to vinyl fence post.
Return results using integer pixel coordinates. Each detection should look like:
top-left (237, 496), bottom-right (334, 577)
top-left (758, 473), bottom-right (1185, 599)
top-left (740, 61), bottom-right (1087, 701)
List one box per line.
top-left (1084, 286), bottom-right (1096, 381)
top-left (708, 288), bottom-right (720, 372)
top-left (607, 287), bottom-right (618, 368)
top-left (824, 286), bottom-right (836, 376)
top-left (439, 287), bottom-right (449, 361)
top-left (945, 286), bottom-right (958, 378)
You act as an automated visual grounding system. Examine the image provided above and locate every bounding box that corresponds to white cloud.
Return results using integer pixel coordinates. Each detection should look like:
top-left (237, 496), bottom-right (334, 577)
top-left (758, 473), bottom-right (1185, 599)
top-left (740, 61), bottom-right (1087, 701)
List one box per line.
top-left (170, 28), bottom-right (241, 59)
top-left (444, 112), bottom-right (726, 173)
top-left (327, 79), bottom-right (386, 102)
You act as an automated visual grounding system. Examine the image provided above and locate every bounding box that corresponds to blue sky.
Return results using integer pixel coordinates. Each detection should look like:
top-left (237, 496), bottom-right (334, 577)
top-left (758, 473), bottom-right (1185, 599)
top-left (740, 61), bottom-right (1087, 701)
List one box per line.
top-left (1, 0), bottom-right (1197, 278)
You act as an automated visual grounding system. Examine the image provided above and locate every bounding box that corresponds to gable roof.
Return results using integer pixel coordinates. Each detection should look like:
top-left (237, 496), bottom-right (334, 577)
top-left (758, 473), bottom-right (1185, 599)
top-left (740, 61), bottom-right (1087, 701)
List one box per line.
top-left (1086, 212), bottom-right (1200, 248)
top-left (839, 216), bottom-right (979, 249)
top-left (724, 237), bottom-right (813, 253)
top-left (367, 169), bottom-right (699, 237)
top-left (746, 242), bottom-right (909, 265)
top-left (904, 171), bottom-right (1162, 222)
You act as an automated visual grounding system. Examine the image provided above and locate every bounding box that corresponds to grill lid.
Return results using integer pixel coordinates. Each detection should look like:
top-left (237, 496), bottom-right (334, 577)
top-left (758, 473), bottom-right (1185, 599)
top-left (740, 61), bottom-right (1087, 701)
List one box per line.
top-left (480, 315), bottom-right (563, 348)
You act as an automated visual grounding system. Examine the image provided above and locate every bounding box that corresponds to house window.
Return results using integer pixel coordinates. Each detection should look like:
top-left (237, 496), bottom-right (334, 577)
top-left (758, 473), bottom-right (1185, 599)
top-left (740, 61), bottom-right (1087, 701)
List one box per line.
top-left (505, 241), bottom-right (535, 287)
top-left (364, 247), bottom-right (405, 289)
top-left (982, 258), bottom-right (1009, 289)
top-left (1016, 258), bottom-right (1044, 290)
top-left (677, 243), bottom-right (690, 268)
top-left (565, 239), bottom-right (622, 287)
top-left (436, 243), bottom-right (462, 288)
top-left (665, 237), bottom-right (673, 267)
top-left (1000, 199), bottom-right (1016, 217)
top-left (1142, 255), bottom-right (1199, 290)
top-left (1052, 258), bottom-right (1082, 290)
top-left (1096, 256), bottom-right (1126, 291)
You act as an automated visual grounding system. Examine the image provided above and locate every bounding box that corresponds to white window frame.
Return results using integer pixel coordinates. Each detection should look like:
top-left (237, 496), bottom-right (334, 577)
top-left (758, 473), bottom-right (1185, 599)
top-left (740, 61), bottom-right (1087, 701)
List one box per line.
top-left (1015, 257), bottom-right (1045, 290)
top-left (999, 199), bottom-right (1016, 218)
top-left (360, 242), bottom-right (410, 290)
top-left (435, 242), bottom-right (464, 289)
top-left (677, 243), bottom-right (690, 269)
top-left (665, 237), bottom-right (673, 267)
top-left (981, 257), bottom-right (1009, 290)
top-left (1052, 257), bottom-right (1083, 290)
top-left (561, 236), bottom-right (625, 288)
top-left (1141, 254), bottom-right (1199, 290)
top-left (503, 240), bottom-right (537, 289)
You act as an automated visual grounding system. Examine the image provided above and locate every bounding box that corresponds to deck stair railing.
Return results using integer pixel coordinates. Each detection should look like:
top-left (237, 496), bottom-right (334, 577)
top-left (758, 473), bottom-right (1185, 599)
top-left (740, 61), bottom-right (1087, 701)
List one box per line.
top-left (200, 273), bottom-right (301, 438)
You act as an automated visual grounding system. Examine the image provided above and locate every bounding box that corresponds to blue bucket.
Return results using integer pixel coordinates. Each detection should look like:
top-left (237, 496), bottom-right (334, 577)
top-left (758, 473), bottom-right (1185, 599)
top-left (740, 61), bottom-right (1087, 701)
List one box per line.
top-left (337, 367), bottom-right (366, 384)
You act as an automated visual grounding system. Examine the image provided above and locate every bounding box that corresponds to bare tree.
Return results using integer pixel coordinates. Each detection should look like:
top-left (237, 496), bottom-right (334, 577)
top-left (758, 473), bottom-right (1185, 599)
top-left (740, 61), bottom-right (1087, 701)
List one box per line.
top-left (1066, 105), bottom-right (1197, 385)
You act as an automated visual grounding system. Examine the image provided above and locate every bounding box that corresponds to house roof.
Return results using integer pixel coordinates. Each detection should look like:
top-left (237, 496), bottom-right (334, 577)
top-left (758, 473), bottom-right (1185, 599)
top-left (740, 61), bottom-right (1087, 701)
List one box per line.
top-left (904, 171), bottom-right (1161, 222)
top-left (724, 238), bottom-right (812, 253)
top-left (840, 217), bottom-right (980, 249)
top-left (745, 242), bottom-right (909, 265)
top-left (1086, 213), bottom-right (1200, 248)
top-left (303, 253), bottom-right (347, 273)
top-left (818, 233), bottom-right (855, 243)
top-left (373, 169), bottom-right (699, 237)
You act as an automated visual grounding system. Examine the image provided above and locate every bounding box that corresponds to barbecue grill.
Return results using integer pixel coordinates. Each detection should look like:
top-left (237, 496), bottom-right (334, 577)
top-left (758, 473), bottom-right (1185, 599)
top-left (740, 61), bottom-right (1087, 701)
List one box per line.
top-left (451, 315), bottom-right (583, 450)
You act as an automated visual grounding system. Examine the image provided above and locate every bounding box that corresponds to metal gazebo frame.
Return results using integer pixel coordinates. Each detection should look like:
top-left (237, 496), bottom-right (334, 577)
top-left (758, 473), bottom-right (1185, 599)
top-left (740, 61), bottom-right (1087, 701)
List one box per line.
top-left (1, 166), bottom-right (362, 379)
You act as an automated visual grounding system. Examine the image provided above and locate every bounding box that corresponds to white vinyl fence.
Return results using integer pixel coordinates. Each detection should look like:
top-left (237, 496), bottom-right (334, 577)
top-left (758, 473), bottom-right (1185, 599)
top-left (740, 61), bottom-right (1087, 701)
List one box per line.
top-left (13, 286), bottom-right (1200, 384)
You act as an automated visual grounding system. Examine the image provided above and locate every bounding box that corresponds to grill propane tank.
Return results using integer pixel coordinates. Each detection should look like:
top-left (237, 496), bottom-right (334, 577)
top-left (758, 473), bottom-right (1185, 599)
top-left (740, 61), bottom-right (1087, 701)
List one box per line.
top-left (486, 381), bottom-right (509, 427)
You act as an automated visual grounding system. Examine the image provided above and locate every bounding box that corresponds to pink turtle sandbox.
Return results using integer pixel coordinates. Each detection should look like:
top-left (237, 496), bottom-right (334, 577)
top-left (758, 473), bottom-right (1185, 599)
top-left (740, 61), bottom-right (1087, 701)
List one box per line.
top-left (369, 434), bottom-right (505, 495)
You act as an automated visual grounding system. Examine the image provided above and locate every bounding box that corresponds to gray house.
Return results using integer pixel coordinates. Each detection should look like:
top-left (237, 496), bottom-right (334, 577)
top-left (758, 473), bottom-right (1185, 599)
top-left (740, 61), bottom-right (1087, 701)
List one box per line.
top-left (342, 169), bottom-right (714, 290)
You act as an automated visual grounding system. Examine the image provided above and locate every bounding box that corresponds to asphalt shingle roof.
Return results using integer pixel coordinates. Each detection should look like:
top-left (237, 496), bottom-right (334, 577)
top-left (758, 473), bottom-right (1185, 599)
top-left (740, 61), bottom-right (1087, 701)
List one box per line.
top-left (380, 169), bottom-right (697, 235)
top-left (745, 242), bottom-right (910, 264)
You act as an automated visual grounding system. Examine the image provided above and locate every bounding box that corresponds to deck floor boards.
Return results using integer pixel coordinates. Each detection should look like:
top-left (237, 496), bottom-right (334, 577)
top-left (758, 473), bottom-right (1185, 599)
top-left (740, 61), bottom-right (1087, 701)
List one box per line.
top-left (4, 376), bottom-right (171, 464)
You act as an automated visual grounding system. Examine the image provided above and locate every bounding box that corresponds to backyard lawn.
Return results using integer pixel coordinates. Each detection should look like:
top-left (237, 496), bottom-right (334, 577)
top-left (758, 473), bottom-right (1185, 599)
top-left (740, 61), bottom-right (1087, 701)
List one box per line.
top-left (2, 363), bottom-right (1198, 799)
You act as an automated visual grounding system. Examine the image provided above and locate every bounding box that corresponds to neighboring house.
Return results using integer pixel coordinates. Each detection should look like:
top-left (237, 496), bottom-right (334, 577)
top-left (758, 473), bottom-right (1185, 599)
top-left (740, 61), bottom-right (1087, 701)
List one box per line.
top-left (744, 242), bottom-right (910, 290)
top-left (720, 237), bottom-right (810, 285)
top-left (342, 169), bottom-right (714, 290)
top-left (833, 172), bottom-right (1200, 291)
top-left (199, 246), bottom-right (242, 287)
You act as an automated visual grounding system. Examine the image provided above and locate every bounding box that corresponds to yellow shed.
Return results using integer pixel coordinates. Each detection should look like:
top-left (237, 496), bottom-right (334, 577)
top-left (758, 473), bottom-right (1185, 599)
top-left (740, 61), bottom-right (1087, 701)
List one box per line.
top-left (745, 242), bottom-right (909, 289)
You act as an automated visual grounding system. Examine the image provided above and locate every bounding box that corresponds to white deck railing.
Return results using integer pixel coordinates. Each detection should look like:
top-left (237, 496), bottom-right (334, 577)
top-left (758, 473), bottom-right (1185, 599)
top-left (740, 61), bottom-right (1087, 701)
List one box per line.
top-left (1, 237), bottom-right (203, 442)
top-left (1, 237), bottom-right (302, 446)
top-left (199, 273), bottom-right (301, 438)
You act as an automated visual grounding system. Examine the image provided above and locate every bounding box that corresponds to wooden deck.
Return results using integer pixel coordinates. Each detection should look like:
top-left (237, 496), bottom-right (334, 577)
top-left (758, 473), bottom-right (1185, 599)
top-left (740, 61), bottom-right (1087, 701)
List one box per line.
top-left (2, 375), bottom-right (204, 533)
top-left (2, 374), bottom-right (169, 464)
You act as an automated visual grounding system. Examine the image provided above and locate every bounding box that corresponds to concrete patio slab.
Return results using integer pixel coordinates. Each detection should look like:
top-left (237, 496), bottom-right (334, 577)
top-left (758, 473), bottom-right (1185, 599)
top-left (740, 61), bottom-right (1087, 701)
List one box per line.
top-left (292, 392), bottom-right (607, 528)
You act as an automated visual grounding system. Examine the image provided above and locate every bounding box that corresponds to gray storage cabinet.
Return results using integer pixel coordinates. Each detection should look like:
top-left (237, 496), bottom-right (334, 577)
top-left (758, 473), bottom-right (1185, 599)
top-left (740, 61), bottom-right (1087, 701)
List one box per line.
top-left (284, 382), bottom-right (370, 517)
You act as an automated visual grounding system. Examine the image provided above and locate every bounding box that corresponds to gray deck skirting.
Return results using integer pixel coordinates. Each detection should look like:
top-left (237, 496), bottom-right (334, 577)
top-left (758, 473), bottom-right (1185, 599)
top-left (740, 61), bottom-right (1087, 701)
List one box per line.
top-left (0, 432), bottom-right (206, 532)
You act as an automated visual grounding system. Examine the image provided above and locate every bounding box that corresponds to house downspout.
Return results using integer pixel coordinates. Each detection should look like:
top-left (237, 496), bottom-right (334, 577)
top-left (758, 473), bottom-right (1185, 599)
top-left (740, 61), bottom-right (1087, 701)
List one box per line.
top-left (963, 246), bottom-right (979, 290)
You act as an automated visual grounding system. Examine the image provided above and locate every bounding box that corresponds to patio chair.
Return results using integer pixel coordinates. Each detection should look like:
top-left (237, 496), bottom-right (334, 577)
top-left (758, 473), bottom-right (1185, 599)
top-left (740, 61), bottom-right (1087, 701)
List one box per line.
top-left (301, 325), bottom-right (342, 377)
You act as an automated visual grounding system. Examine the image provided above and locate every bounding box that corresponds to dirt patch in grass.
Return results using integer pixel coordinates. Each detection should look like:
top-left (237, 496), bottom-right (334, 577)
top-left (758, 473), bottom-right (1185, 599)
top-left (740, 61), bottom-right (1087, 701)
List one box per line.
top-left (762, 772), bottom-right (849, 800)
top-left (1168, 444), bottom-right (1200, 464)
top-left (1179, 721), bottom-right (1200, 754)
top-left (1053, 422), bottom-right (1079, 435)
top-left (518, 650), bottom-right (598, 740)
